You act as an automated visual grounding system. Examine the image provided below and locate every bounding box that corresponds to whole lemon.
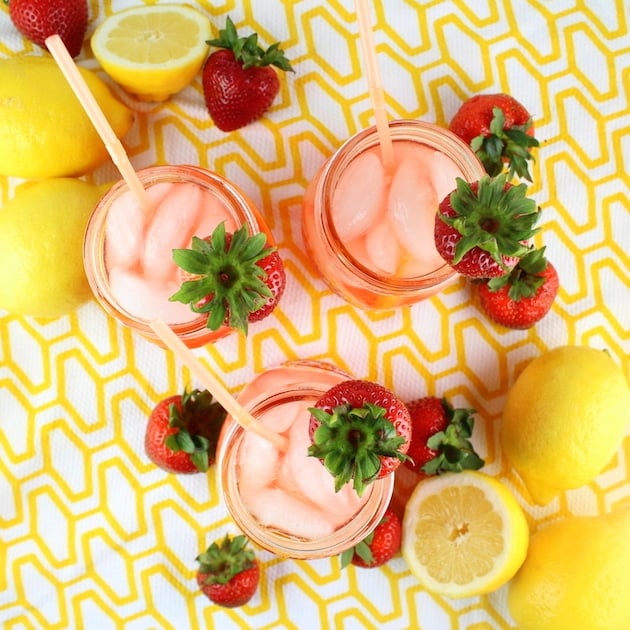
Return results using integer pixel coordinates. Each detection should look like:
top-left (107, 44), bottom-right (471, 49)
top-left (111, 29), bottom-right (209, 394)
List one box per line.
top-left (0, 179), bottom-right (106, 318)
top-left (0, 56), bottom-right (133, 179)
top-left (501, 345), bottom-right (630, 505)
top-left (508, 507), bottom-right (630, 630)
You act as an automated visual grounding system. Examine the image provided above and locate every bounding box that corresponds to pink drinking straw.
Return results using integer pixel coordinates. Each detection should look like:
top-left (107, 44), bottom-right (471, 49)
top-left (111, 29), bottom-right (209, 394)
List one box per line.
top-left (44, 34), bottom-right (149, 209)
top-left (149, 318), bottom-right (289, 452)
top-left (354, 0), bottom-right (395, 172)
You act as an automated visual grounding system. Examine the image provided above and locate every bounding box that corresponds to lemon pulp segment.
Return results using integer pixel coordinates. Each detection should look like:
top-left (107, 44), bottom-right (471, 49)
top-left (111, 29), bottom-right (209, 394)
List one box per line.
top-left (100, 11), bottom-right (207, 66)
top-left (402, 471), bottom-right (528, 598)
top-left (415, 486), bottom-right (504, 585)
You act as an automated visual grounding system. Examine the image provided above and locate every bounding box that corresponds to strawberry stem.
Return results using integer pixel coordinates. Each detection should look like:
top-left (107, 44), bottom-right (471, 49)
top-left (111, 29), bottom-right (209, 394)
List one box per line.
top-left (470, 106), bottom-right (540, 181)
top-left (421, 399), bottom-right (484, 475)
top-left (170, 223), bottom-right (276, 335)
top-left (486, 246), bottom-right (549, 300)
top-left (165, 388), bottom-right (227, 472)
top-left (197, 535), bottom-right (255, 585)
top-left (308, 403), bottom-right (409, 496)
top-left (207, 16), bottom-right (294, 72)
top-left (441, 174), bottom-right (540, 269)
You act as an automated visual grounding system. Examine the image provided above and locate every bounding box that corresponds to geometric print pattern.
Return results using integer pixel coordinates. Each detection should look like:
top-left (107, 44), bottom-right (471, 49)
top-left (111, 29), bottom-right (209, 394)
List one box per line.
top-left (1, 1), bottom-right (628, 628)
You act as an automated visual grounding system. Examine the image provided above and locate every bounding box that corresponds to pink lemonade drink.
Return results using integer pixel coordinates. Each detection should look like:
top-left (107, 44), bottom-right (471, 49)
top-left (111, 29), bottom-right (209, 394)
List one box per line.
top-left (84, 165), bottom-right (275, 348)
top-left (302, 120), bottom-right (486, 309)
top-left (217, 362), bottom-right (394, 559)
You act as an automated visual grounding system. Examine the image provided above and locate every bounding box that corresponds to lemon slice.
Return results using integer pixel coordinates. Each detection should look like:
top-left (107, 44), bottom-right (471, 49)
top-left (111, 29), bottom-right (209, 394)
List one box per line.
top-left (91, 4), bottom-right (212, 102)
top-left (402, 471), bottom-right (529, 599)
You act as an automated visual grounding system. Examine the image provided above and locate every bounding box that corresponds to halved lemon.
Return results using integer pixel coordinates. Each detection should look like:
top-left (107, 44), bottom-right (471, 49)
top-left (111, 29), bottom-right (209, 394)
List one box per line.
top-left (91, 4), bottom-right (212, 102)
top-left (402, 471), bottom-right (529, 599)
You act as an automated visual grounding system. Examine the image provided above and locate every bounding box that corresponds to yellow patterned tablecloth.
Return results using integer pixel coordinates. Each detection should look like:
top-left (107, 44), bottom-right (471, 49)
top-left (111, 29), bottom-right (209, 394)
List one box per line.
top-left (1, 1), bottom-right (629, 628)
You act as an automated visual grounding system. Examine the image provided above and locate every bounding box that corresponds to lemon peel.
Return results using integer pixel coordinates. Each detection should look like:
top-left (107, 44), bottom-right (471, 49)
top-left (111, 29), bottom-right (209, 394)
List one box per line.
top-left (0, 56), bottom-right (132, 179)
top-left (508, 507), bottom-right (630, 630)
top-left (501, 345), bottom-right (630, 505)
top-left (0, 179), bottom-right (105, 319)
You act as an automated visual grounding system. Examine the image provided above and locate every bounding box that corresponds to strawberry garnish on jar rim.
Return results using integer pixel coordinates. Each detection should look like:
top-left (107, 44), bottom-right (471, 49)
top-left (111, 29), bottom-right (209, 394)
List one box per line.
top-left (435, 173), bottom-right (540, 278)
top-left (308, 380), bottom-right (411, 497)
top-left (169, 222), bottom-right (285, 335)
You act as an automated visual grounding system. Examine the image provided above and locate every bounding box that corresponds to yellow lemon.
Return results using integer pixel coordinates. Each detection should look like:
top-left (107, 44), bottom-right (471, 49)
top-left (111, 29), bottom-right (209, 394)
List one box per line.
top-left (0, 56), bottom-right (133, 179)
top-left (91, 4), bottom-right (212, 102)
top-left (501, 345), bottom-right (630, 505)
top-left (0, 178), bottom-right (107, 318)
top-left (508, 507), bottom-right (630, 630)
top-left (401, 471), bottom-right (529, 599)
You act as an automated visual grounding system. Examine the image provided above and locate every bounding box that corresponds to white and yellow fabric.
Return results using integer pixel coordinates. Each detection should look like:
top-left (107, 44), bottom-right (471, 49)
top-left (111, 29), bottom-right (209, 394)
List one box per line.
top-left (1, 1), bottom-right (628, 628)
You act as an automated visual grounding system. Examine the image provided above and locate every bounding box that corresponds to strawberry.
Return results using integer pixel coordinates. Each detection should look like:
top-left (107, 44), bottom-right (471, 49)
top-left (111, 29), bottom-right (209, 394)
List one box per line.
top-left (449, 93), bottom-right (540, 182)
top-left (170, 222), bottom-right (286, 335)
top-left (144, 387), bottom-right (227, 474)
top-left (308, 380), bottom-right (412, 496)
top-left (340, 508), bottom-right (401, 569)
top-left (434, 173), bottom-right (540, 278)
top-left (6, 0), bottom-right (88, 58)
top-left (476, 246), bottom-right (559, 329)
top-left (202, 16), bottom-right (294, 132)
top-left (404, 396), bottom-right (484, 475)
top-left (246, 248), bottom-right (286, 324)
top-left (196, 534), bottom-right (259, 608)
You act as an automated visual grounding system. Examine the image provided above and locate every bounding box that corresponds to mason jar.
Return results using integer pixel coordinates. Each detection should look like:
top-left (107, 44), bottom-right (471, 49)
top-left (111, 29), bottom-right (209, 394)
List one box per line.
top-left (302, 120), bottom-right (485, 309)
top-left (84, 165), bottom-right (276, 348)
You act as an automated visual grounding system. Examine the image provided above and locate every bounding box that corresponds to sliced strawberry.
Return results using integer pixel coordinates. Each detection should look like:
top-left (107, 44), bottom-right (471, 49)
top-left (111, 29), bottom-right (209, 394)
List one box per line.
top-left (434, 174), bottom-right (540, 278)
top-left (202, 16), bottom-right (294, 132)
top-left (477, 246), bottom-right (559, 329)
top-left (144, 387), bottom-right (227, 474)
top-left (170, 222), bottom-right (286, 335)
top-left (449, 93), bottom-right (540, 182)
top-left (308, 380), bottom-right (411, 496)
top-left (196, 534), bottom-right (259, 608)
top-left (8, 0), bottom-right (88, 58)
top-left (340, 508), bottom-right (401, 569)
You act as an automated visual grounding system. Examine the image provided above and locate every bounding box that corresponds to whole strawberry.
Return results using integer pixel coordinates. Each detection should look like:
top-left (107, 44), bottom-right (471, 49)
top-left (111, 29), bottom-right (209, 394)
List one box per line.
top-left (341, 508), bottom-right (401, 569)
top-left (6, 0), bottom-right (88, 58)
top-left (196, 535), bottom-right (259, 608)
top-left (476, 246), bottom-right (559, 329)
top-left (170, 222), bottom-right (286, 335)
top-left (202, 16), bottom-right (294, 131)
top-left (434, 173), bottom-right (540, 278)
top-left (308, 380), bottom-right (411, 496)
top-left (145, 387), bottom-right (227, 474)
top-left (449, 93), bottom-right (540, 182)
top-left (405, 396), bottom-right (484, 475)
